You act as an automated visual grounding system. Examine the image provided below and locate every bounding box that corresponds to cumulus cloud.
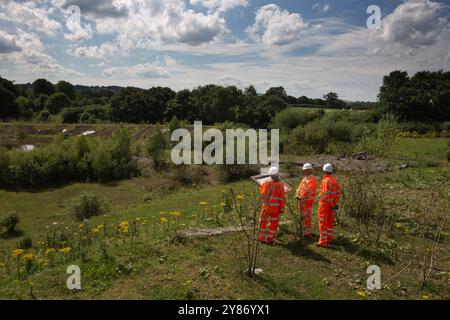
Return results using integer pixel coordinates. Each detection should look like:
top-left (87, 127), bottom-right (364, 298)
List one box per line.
top-left (56, 0), bottom-right (129, 18)
top-left (246, 4), bottom-right (309, 45)
top-left (64, 24), bottom-right (93, 41)
top-left (190, 0), bottom-right (249, 13)
top-left (0, 30), bottom-right (22, 53)
top-left (1, 29), bottom-right (82, 78)
top-left (0, 1), bottom-right (61, 36)
top-left (380, 0), bottom-right (448, 47)
top-left (88, 0), bottom-right (228, 49)
top-left (69, 43), bottom-right (120, 59)
top-left (102, 57), bottom-right (178, 78)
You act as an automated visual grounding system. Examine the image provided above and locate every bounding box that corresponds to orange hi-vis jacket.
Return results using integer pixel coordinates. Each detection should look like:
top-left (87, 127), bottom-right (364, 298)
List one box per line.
top-left (296, 175), bottom-right (318, 203)
top-left (319, 175), bottom-right (341, 207)
top-left (260, 178), bottom-right (285, 214)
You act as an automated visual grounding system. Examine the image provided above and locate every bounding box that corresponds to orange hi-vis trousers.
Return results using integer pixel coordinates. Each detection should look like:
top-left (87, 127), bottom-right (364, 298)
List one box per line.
top-left (257, 211), bottom-right (280, 243)
top-left (299, 200), bottom-right (314, 236)
top-left (318, 201), bottom-right (335, 246)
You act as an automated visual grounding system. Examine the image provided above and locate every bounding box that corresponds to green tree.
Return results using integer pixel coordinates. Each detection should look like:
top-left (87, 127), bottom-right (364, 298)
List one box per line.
top-left (55, 80), bottom-right (75, 99)
top-left (45, 92), bottom-right (71, 114)
top-left (32, 78), bottom-right (54, 97)
top-left (0, 85), bottom-right (19, 118)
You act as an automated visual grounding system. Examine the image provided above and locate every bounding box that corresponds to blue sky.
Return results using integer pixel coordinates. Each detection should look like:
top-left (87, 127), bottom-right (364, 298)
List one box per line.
top-left (0, 0), bottom-right (449, 101)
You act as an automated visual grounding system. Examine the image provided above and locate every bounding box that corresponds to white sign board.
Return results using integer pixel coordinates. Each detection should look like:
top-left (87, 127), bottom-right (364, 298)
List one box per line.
top-left (250, 174), bottom-right (293, 193)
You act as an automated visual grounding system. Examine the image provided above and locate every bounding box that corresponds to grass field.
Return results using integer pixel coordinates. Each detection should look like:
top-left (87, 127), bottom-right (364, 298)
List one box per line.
top-left (0, 124), bottom-right (448, 300)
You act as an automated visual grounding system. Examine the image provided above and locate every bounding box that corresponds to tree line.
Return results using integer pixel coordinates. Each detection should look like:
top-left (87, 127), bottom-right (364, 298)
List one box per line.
top-left (0, 69), bottom-right (449, 127)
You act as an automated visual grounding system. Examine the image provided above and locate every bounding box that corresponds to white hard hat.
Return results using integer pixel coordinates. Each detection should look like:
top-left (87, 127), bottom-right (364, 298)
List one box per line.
top-left (268, 166), bottom-right (279, 175)
top-left (323, 163), bottom-right (333, 173)
top-left (302, 163), bottom-right (313, 170)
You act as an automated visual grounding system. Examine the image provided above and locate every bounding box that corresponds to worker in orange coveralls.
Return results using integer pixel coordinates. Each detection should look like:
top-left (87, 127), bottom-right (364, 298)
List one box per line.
top-left (316, 163), bottom-right (341, 248)
top-left (257, 166), bottom-right (285, 244)
top-left (296, 163), bottom-right (318, 238)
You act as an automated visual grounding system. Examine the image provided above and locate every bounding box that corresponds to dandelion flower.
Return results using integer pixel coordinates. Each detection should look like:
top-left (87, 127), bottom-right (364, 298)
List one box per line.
top-left (11, 249), bottom-right (24, 257)
top-left (169, 211), bottom-right (182, 218)
top-left (22, 253), bottom-right (35, 261)
top-left (199, 201), bottom-right (208, 206)
top-left (236, 195), bottom-right (244, 201)
top-left (60, 247), bottom-right (72, 254)
top-left (45, 248), bottom-right (56, 255)
top-left (160, 217), bottom-right (168, 224)
top-left (356, 291), bottom-right (366, 297)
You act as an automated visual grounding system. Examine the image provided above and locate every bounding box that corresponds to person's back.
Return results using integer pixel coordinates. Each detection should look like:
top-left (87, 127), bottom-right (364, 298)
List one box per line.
top-left (258, 168), bottom-right (285, 244)
top-left (317, 164), bottom-right (341, 247)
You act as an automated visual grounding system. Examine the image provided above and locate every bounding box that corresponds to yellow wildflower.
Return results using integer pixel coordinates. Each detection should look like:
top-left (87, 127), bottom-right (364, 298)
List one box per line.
top-left (11, 249), bottom-right (24, 257)
top-left (422, 295), bottom-right (430, 300)
top-left (60, 247), bottom-right (72, 254)
top-left (199, 201), bottom-right (208, 206)
top-left (169, 211), bottom-right (182, 218)
top-left (22, 253), bottom-right (35, 261)
top-left (236, 194), bottom-right (244, 201)
top-left (356, 291), bottom-right (366, 297)
top-left (36, 258), bottom-right (48, 266)
top-left (91, 227), bottom-right (100, 234)
top-left (45, 248), bottom-right (56, 255)
top-left (160, 217), bottom-right (168, 224)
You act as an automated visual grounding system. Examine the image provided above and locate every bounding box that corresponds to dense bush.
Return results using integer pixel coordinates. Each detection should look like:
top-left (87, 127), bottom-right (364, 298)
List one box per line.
top-left (45, 92), bottom-right (71, 114)
top-left (0, 212), bottom-right (20, 236)
top-left (0, 130), bottom-right (133, 187)
top-left (17, 237), bottom-right (33, 249)
top-left (271, 108), bottom-right (324, 132)
top-left (217, 163), bottom-right (259, 183)
top-left (69, 192), bottom-right (109, 221)
top-left (146, 124), bottom-right (169, 167)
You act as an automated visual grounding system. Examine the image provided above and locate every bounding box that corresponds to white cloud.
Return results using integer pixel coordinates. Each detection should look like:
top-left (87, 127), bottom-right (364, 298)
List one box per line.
top-left (0, 30), bottom-right (22, 53)
top-left (54, 0), bottom-right (129, 18)
top-left (312, 3), bottom-right (330, 13)
top-left (246, 4), bottom-right (309, 46)
top-left (190, 0), bottom-right (249, 13)
top-left (0, 1), bottom-right (61, 36)
top-left (0, 29), bottom-right (82, 78)
top-left (380, 0), bottom-right (447, 47)
top-left (69, 43), bottom-right (120, 59)
top-left (64, 24), bottom-right (93, 41)
top-left (102, 58), bottom-right (177, 78)
top-left (85, 0), bottom-right (228, 49)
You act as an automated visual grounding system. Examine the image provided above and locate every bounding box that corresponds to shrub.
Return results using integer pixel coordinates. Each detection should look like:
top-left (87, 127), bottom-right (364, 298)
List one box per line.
top-left (17, 237), bottom-right (33, 249)
top-left (61, 107), bottom-right (81, 123)
top-left (0, 212), bottom-right (20, 236)
top-left (169, 115), bottom-right (181, 133)
top-left (217, 163), bottom-right (259, 183)
top-left (300, 120), bottom-right (329, 154)
top-left (146, 124), bottom-right (169, 167)
top-left (271, 108), bottom-right (324, 132)
top-left (38, 109), bottom-right (50, 122)
top-left (69, 192), bottom-right (109, 221)
top-left (327, 120), bottom-right (354, 143)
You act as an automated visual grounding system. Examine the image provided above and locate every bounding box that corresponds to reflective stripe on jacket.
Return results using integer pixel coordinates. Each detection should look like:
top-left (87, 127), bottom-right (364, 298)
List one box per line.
top-left (296, 175), bottom-right (318, 202)
top-left (319, 174), bottom-right (341, 207)
top-left (260, 178), bottom-right (285, 213)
